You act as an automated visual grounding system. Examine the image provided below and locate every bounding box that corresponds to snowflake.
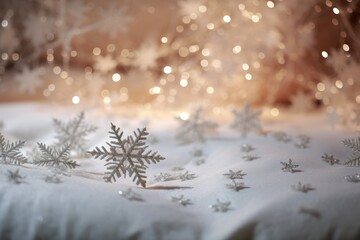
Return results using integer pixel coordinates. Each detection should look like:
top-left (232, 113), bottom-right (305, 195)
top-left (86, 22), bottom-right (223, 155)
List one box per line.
top-left (226, 180), bottom-right (247, 192)
top-left (99, 4), bottom-right (133, 38)
top-left (179, 171), bottom-right (197, 181)
top-left (0, 133), bottom-right (27, 165)
top-left (133, 41), bottom-right (160, 71)
top-left (154, 172), bottom-right (174, 182)
top-left (345, 174), bottom-right (360, 183)
top-left (172, 195), bottom-right (192, 206)
top-left (271, 131), bottom-right (292, 143)
top-left (209, 199), bottom-right (231, 213)
top-left (53, 112), bottom-right (97, 156)
top-left (93, 55), bottom-right (117, 74)
top-left (176, 108), bottom-right (218, 144)
top-left (290, 91), bottom-right (314, 112)
top-left (15, 67), bottom-right (44, 95)
top-left (7, 169), bottom-right (26, 184)
top-left (23, 13), bottom-right (53, 47)
top-left (34, 143), bottom-right (79, 169)
top-left (223, 169), bottom-right (246, 180)
top-left (321, 153), bottom-right (340, 165)
top-left (231, 102), bottom-right (262, 137)
top-left (44, 174), bottom-right (62, 184)
top-left (291, 182), bottom-right (314, 193)
top-left (88, 123), bottom-right (165, 187)
top-left (294, 134), bottom-right (311, 149)
top-left (343, 137), bottom-right (360, 167)
top-left (118, 188), bottom-right (144, 202)
top-left (280, 159), bottom-right (299, 173)
top-left (240, 144), bottom-right (255, 153)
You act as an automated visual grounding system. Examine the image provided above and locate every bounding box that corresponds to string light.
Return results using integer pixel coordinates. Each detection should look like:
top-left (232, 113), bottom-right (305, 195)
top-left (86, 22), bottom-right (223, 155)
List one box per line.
top-left (321, 51), bottom-right (328, 58)
top-left (72, 96), bottom-right (80, 104)
top-left (112, 73), bottom-right (121, 82)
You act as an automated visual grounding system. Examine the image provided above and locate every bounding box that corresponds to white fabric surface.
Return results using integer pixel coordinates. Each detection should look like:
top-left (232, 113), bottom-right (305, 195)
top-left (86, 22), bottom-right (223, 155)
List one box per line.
top-left (0, 102), bottom-right (359, 240)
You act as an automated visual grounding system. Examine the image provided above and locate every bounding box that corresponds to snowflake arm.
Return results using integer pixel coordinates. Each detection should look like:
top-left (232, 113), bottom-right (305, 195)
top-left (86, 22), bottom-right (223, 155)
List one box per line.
top-left (0, 133), bottom-right (27, 165)
top-left (343, 137), bottom-right (360, 167)
top-left (34, 143), bottom-right (79, 169)
top-left (88, 123), bottom-right (165, 187)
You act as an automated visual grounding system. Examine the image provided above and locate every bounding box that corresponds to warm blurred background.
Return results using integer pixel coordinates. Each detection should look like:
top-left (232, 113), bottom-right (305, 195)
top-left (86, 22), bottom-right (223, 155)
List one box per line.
top-left (0, 0), bottom-right (359, 123)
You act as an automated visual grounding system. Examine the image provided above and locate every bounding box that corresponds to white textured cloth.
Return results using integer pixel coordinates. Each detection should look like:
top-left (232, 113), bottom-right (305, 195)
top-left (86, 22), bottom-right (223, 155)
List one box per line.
top-left (0, 103), bottom-right (359, 240)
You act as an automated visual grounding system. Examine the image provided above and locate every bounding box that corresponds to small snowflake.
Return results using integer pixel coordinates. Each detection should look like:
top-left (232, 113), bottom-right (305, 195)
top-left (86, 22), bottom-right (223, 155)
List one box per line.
top-left (223, 169), bottom-right (246, 180)
top-left (171, 195), bottom-right (192, 206)
top-left (179, 171), bottom-right (197, 181)
top-left (321, 153), bottom-right (340, 165)
top-left (176, 108), bottom-right (218, 144)
top-left (271, 131), bottom-right (292, 143)
top-left (93, 55), bottom-right (117, 74)
top-left (44, 174), bottom-right (62, 184)
top-left (226, 180), bottom-right (247, 192)
top-left (231, 102), bottom-right (262, 137)
top-left (280, 159), bottom-right (299, 173)
top-left (154, 172), bottom-right (174, 182)
top-left (7, 169), bottom-right (26, 184)
top-left (291, 182), bottom-right (314, 193)
top-left (34, 143), bottom-right (79, 169)
top-left (15, 67), bottom-right (44, 95)
top-left (209, 199), bottom-right (231, 213)
top-left (294, 135), bottom-right (311, 149)
top-left (133, 41), bottom-right (160, 71)
top-left (345, 174), bottom-right (360, 183)
top-left (118, 188), bottom-right (144, 202)
top-left (240, 144), bottom-right (255, 153)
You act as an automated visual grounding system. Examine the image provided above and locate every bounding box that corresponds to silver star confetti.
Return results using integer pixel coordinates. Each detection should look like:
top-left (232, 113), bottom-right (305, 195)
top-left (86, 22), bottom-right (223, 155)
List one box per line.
top-left (291, 182), bottom-right (314, 193)
top-left (209, 199), bottom-right (231, 212)
top-left (321, 153), bottom-right (340, 165)
top-left (179, 171), bottom-right (197, 181)
top-left (223, 170), bottom-right (246, 180)
top-left (171, 195), bottom-right (192, 206)
top-left (7, 169), bottom-right (26, 184)
top-left (118, 188), bottom-right (144, 202)
top-left (345, 174), bottom-right (360, 183)
top-left (226, 180), bottom-right (248, 192)
top-left (280, 159), bottom-right (300, 173)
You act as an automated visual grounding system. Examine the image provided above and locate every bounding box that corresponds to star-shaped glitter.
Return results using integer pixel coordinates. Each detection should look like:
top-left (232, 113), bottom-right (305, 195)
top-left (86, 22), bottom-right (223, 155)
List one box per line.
top-left (171, 195), bottom-right (192, 206)
top-left (321, 153), bottom-right (340, 165)
top-left (223, 170), bottom-right (246, 180)
top-left (345, 174), bottom-right (360, 183)
top-left (118, 188), bottom-right (144, 202)
top-left (231, 102), bottom-right (262, 137)
top-left (226, 180), bottom-right (248, 192)
top-left (280, 159), bottom-right (299, 173)
top-left (179, 171), bottom-right (197, 181)
top-left (240, 144), bottom-right (255, 153)
top-left (291, 182), bottom-right (314, 193)
top-left (209, 199), bottom-right (231, 212)
top-left (7, 169), bottom-right (26, 184)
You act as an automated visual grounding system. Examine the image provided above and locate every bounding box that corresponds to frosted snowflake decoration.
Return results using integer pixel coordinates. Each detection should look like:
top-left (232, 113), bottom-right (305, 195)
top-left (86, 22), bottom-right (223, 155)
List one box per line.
top-left (226, 180), bottom-right (247, 192)
top-left (231, 102), bottom-right (262, 138)
top-left (291, 182), bottom-right (314, 193)
top-left (118, 188), bottom-right (144, 201)
top-left (15, 67), bottom-right (44, 95)
top-left (280, 159), bottom-right (299, 173)
top-left (7, 169), bottom-right (26, 184)
top-left (176, 108), bottom-right (218, 144)
top-left (154, 172), bottom-right (174, 182)
top-left (34, 143), bottom-right (79, 169)
top-left (133, 41), bottom-right (160, 71)
top-left (290, 91), bottom-right (314, 112)
top-left (321, 153), bottom-right (340, 165)
top-left (99, 4), bottom-right (133, 38)
top-left (172, 195), bottom-right (192, 206)
top-left (223, 169), bottom-right (246, 180)
top-left (89, 123), bottom-right (165, 187)
top-left (0, 133), bottom-right (27, 165)
top-left (93, 55), bottom-right (117, 74)
top-left (23, 13), bottom-right (53, 47)
top-left (209, 199), bottom-right (231, 213)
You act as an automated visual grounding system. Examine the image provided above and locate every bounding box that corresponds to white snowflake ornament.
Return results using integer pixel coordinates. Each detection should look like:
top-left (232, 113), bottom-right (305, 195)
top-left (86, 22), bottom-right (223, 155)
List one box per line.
top-left (231, 102), bottom-right (262, 137)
